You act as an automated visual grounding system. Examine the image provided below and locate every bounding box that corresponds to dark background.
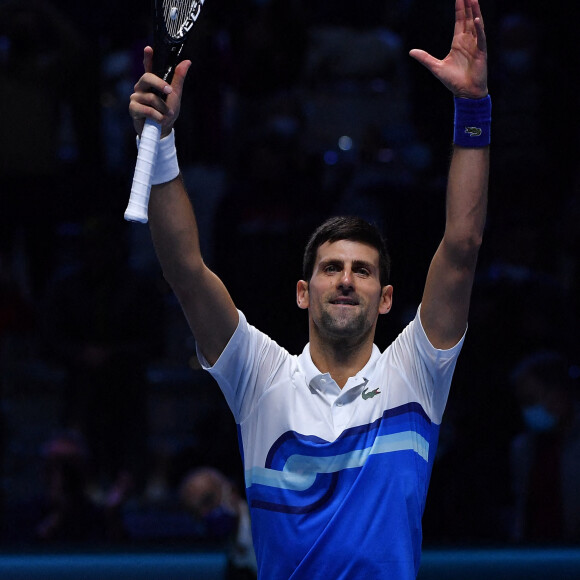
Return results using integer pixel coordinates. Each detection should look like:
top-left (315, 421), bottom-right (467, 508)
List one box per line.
top-left (0, 0), bottom-right (579, 551)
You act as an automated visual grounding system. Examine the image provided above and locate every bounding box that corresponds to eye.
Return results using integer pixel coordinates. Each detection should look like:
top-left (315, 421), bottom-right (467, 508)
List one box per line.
top-left (324, 264), bottom-right (339, 274)
top-left (354, 266), bottom-right (371, 277)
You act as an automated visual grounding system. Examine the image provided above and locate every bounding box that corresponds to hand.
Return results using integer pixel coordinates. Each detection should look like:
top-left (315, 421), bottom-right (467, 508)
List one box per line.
top-left (409, 0), bottom-right (487, 99)
top-left (129, 46), bottom-right (191, 138)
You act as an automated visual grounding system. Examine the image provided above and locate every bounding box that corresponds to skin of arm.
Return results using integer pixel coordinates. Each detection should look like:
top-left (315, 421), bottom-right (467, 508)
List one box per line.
top-left (409, 0), bottom-right (489, 349)
top-left (129, 48), bottom-right (238, 366)
top-left (132, 0), bottom-right (489, 361)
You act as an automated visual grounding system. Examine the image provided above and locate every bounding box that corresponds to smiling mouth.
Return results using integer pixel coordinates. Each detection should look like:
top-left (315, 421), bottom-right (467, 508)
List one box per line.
top-left (329, 298), bottom-right (359, 306)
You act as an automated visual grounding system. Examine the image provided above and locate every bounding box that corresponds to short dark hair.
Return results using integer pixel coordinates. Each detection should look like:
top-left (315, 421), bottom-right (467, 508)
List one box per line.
top-left (302, 216), bottom-right (391, 286)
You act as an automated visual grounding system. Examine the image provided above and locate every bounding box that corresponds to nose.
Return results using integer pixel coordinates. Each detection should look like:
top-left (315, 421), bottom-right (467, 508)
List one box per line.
top-left (338, 268), bottom-right (354, 290)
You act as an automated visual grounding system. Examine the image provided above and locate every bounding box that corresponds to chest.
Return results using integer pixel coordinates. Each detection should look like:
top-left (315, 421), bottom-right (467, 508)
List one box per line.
top-left (240, 365), bottom-right (426, 471)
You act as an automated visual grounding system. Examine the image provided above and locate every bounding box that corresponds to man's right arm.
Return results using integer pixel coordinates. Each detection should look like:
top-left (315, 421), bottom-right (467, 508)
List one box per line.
top-left (148, 176), bottom-right (239, 367)
top-left (129, 47), bottom-right (238, 366)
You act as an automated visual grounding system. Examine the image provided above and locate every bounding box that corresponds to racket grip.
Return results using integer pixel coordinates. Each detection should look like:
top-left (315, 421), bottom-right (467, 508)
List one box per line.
top-left (124, 119), bottom-right (162, 223)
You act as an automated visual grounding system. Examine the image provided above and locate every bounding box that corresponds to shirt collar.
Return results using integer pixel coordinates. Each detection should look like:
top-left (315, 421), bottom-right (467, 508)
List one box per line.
top-left (297, 343), bottom-right (382, 393)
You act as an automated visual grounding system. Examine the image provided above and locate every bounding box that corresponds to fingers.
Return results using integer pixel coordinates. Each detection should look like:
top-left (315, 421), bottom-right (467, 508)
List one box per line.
top-left (454, 0), bottom-right (466, 37)
top-left (454, 0), bottom-right (487, 56)
top-left (471, 0), bottom-right (484, 28)
top-left (130, 91), bottom-right (170, 124)
top-left (468, 0), bottom-right (486, 54)
top-left (470, 0), bottom-right (487, 52)
top-left (474, 16), bottom-right (487, 53)
top-left (129, 46), bottom-right (191, 134)
top-left (456, 0), bottom-right (484, 37)
top-left (131, 46), bottom-right (175, 125)
top-left (409, 49), bottom-right (441, 75)
top-left (135, 47), bottom-right (174, 96)
top-left (130, 75), bottom-right (173, 127)
top-left (143, 46), bottom-right (154, 74)
top-left (464, 0), bottom-right (474, 34)
top-left (170, 59), bottom-right (192, 99)
top-left (133, 72), bottom-right (173, 96)
top-left (130, 65), bottom-right (174, 131)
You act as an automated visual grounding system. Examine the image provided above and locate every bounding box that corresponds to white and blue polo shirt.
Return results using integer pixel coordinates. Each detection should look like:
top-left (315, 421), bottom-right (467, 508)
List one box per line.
top-left (198, 307), bottom-right (464, 580)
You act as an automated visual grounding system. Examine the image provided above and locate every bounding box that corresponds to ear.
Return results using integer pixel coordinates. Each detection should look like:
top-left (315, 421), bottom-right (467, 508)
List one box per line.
top-left (379, 285), bottom-right (393, 315)
top-left (296, 280), bottom-right (309, 310)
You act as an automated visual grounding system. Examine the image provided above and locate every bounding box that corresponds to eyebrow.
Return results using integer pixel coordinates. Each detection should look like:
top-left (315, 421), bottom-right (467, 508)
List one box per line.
top-left (354, 260), bottom-right (380, 277)
top-left (318, 258), bottom-right (377, 272)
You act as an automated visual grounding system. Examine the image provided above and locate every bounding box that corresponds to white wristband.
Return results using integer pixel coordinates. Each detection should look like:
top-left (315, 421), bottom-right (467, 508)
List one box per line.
top-left (136, 129), bottom-right (180, 185)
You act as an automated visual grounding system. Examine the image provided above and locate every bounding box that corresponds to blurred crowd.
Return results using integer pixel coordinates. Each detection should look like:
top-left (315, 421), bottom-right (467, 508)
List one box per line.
top-left (0, 0), bottom-right (579, 558)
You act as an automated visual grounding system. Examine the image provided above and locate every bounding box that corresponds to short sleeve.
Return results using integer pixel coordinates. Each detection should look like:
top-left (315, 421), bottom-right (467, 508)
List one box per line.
top-left (196, 310), bottom-right (290, 422)
top-left (414, 304), bottom-right (465, 422)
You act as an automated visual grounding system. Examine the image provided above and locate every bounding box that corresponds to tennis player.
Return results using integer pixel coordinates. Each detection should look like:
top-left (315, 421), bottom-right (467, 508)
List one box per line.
top-left (129, 0), bottom-right (490, 577)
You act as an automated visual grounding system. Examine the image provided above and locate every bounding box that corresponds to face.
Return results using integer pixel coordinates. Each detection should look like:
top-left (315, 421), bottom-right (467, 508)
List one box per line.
top-left (180, 471), bottom-right (239, 539)
top-left (297, 240), bottom-right (393, 345)
top-left (516, 374), bottom-right (569, 423)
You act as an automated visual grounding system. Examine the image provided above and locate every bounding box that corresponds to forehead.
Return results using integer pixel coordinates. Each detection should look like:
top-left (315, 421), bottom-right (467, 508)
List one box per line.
top-left (315, 239), bottom-right (380, 266)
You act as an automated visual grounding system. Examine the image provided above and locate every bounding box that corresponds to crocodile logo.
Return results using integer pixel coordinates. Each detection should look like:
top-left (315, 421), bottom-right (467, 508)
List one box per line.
top-left (464, 126), bottom-right (482, 137)
top-left (362, 387), bottom-right (381, 400)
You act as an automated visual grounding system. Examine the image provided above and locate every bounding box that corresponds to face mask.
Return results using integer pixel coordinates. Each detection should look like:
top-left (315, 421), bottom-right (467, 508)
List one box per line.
top-left (203, 505), bottom-right (238, 540)
top-left (522, 404), bottom-right (558, 432)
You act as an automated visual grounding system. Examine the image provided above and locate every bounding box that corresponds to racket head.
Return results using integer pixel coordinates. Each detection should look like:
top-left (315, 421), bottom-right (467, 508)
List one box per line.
top-left (152, 0), bottom-right (205, 81)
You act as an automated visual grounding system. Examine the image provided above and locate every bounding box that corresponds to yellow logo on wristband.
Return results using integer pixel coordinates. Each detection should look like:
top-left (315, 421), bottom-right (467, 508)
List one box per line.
top-left (465, 126), bottom-right (482, 137)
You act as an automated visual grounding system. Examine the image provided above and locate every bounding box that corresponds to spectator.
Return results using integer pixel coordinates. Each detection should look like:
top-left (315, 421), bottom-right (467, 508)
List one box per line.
top-left (2, 430), bottom-right (127, 544)
top-left (41, 216), bottom-right (164, 494)
top-left (510, 351), bottom-right (580, 543)
top-left (180, 467), bottom-right (257, 579)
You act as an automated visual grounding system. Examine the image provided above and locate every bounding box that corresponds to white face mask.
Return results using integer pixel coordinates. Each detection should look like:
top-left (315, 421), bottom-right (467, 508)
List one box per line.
top-left (522, 404), bottom-right (558, 432)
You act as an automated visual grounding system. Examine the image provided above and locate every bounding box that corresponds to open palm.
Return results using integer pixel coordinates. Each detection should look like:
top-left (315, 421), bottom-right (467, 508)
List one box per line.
top-left (410, 0), bottom-right (487, 99)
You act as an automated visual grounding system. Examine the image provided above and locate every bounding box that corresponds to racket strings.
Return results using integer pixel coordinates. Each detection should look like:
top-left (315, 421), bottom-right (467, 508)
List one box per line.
top-left (162, 0), bottom-right (202, 38)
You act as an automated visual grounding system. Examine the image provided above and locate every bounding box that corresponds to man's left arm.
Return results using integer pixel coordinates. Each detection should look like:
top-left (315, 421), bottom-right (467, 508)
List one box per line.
top-left (410, 0), bottom-right (490, 349)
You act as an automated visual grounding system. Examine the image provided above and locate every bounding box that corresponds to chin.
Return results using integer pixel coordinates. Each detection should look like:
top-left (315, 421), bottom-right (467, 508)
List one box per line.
top-left (318, 310), bottom-right (372, 340)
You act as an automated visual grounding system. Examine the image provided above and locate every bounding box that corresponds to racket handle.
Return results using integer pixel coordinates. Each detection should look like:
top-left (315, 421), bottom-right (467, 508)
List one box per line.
top-left (124, 119), bottom-right (162, 223)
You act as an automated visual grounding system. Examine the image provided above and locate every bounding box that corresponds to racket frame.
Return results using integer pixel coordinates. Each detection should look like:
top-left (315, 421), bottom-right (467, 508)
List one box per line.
top-left (124, 0), bottom-right (205, 223)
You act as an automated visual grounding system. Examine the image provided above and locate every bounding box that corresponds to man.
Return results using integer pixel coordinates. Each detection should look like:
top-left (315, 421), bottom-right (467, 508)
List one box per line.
top-left (129, 0), bottom-right (489, 577)
top-left (180, 467), bottom-right (258, 578)
top-left (510, 351), bottom-right (580, 543)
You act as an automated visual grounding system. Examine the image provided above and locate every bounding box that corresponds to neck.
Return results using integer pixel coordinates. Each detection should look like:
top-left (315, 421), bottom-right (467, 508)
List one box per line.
top-left (308, 333), bottom-right (375, 389)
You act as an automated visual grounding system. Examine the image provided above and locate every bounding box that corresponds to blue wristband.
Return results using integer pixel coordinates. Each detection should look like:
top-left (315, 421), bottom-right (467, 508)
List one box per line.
top-left (453, 95), bottom-right (491, 148)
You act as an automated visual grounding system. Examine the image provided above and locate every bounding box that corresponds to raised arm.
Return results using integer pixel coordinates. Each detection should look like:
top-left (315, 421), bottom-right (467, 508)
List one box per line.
top-left (409, 0), bottom-right (489, 349)
top-left (129, 47), bottom-right (238, 365)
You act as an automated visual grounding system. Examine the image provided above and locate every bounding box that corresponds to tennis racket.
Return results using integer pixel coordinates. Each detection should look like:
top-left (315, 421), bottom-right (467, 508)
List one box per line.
top-left (124, 0), bottom-right (206, 223)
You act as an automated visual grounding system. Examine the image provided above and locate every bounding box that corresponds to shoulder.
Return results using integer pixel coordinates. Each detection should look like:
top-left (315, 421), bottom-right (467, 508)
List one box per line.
top-left (198, 310), bottom-right (295, 386)
top-left (391, 305), bottom-right (465, 363)
top-left (198, 311), bottom-right (297, 421)
top-left (374, 307), bottom-right (465, 423)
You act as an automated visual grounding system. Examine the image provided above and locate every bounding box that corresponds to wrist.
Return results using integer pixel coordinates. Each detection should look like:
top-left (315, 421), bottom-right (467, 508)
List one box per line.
top-left (454, 89), bottom-right (488, 100)
top-left (152, 129), bottom-right (180, 185)
top-left (453, 95), bottom-right (491, 148)
top-left (137, 129), bottom-right (180, 185)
